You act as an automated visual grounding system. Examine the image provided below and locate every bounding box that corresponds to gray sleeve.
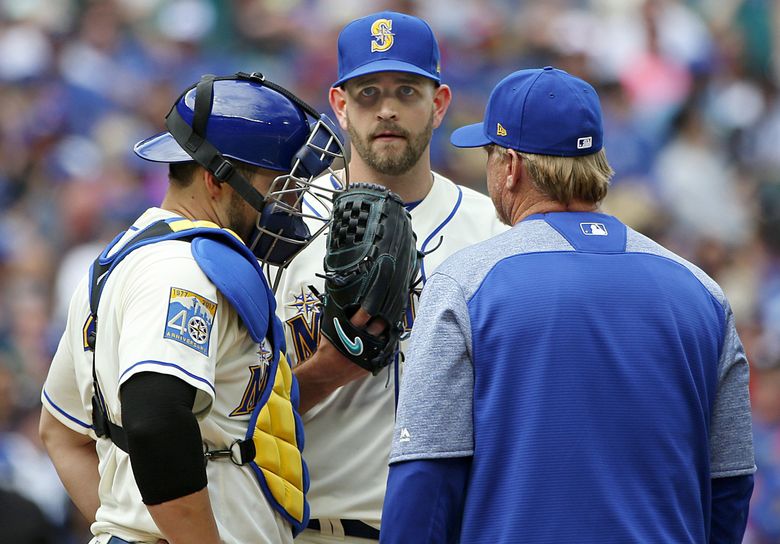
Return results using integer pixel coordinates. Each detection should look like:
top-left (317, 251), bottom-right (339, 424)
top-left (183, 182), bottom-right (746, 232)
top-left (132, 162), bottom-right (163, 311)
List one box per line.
top-left (389, 272), bottom-right (474, 464)
top-left (710, 302), bottom-right (756, 477)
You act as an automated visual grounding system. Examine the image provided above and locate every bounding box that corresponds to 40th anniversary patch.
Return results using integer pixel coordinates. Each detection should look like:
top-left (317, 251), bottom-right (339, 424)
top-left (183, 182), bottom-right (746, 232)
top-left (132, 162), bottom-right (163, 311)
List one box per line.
top-left (164, 287), bottom-right (217, 355)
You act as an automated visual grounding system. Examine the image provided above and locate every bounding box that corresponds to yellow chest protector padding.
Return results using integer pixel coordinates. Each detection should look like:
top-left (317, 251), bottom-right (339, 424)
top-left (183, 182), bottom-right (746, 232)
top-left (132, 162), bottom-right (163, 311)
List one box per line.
top-left (91, 218), bottom-right (309, 535)
top-left (253, 351), bottom-right (306, 521)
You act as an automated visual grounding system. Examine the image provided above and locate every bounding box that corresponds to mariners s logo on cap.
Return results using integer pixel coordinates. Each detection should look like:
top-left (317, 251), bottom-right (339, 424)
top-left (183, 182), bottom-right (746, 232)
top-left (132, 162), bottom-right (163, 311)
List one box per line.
top-left (333, 11), bottom-right (442, 87)
top-left (371, 18), bottom-right (394, 52)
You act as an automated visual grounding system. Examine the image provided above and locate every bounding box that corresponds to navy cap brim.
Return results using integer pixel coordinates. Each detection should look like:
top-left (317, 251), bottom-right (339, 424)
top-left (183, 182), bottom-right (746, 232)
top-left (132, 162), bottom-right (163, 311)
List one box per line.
top-left (450, 122), bottom-right (492, 148)
top-left (133, 131), bottom-right (193, 163)
top-left (333, 59), bottom-right (440, 87)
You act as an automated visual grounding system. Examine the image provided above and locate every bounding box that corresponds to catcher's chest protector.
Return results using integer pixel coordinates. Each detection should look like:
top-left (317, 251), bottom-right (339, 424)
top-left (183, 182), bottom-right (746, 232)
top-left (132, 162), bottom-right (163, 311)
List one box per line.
top-left (87, 218), bottom-right (309, 535)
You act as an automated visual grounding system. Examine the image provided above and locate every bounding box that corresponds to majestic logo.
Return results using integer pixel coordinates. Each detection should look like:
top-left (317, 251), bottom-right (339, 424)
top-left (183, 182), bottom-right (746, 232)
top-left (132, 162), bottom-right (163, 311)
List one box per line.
top-left (370, 18), bottom-right (394, 52)
top-left (164, 288), bottom-right (216, 355)
top-left (496, 123), bottom-right (507, 137)
top-left (333, 317), bottom-right (364, 356)
top-left (577, 136), bottom-right (593, 149)
top-left (580, 222), bottom-right (608, 236)
top-left (399, 428), bottom-right (411, 443)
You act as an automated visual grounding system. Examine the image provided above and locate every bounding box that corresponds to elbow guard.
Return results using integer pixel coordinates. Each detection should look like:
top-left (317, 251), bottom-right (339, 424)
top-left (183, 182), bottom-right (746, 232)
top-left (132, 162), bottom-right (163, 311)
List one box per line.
top-left (120, 372), bottom-right (207, 505)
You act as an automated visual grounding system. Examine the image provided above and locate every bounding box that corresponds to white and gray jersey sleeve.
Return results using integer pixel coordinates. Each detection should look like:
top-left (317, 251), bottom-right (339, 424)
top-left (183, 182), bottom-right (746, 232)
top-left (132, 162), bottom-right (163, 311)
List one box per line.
top-left (709, 302), bottom-right (755, 476)
top-left (390, 271), bottom-right (475, 463)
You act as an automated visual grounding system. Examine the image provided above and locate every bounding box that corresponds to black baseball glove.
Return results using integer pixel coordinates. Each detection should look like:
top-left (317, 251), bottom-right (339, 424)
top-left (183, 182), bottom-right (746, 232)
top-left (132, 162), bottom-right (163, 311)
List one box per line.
top-left (319, 182), bottom-right (422, 374)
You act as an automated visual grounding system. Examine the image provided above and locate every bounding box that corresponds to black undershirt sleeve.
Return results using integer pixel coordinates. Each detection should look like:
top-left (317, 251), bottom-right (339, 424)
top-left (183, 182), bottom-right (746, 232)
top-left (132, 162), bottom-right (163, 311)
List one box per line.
top-left (710, 474), bottom-right (754, 543)
top-left (120, 372), bottom-right (207, 505)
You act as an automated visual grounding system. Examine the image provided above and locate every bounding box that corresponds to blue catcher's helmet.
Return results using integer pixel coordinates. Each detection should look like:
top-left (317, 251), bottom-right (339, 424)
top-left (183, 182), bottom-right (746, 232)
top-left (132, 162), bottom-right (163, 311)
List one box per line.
top-left (134, 78), bottom-right (311, 172)
top-left (132, 72), bottom-right (348, 276)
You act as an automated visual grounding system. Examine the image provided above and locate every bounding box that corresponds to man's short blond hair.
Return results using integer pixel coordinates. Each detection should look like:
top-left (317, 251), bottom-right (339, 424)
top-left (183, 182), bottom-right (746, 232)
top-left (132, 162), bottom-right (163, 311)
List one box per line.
top-left (490, 145), bottom-right (614, 205)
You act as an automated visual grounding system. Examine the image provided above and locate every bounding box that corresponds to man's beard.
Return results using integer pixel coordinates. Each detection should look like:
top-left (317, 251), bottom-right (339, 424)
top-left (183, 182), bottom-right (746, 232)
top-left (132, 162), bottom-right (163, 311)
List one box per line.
top-left (228, 190), bottom-right (256, 242)
top-left (347, 113), bottom-right (434, 176)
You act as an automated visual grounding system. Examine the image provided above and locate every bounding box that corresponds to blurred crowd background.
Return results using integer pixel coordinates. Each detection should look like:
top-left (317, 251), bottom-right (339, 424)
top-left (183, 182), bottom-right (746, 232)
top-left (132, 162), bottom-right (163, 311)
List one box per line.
top-left (1, 0), bottom-right (779, 541)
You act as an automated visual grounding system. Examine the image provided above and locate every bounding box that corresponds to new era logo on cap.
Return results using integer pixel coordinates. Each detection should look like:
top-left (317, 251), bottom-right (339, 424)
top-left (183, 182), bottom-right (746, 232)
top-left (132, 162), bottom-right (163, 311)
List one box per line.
top-left (497, 123), bottom-right (507, 137)
top-left (334, 11), bottom-right (441, 87)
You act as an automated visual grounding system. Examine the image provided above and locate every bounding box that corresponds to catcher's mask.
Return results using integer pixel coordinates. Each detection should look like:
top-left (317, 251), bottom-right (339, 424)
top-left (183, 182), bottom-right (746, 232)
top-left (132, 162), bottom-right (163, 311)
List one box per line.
top-left (133, 72), bottom-right (348, 276)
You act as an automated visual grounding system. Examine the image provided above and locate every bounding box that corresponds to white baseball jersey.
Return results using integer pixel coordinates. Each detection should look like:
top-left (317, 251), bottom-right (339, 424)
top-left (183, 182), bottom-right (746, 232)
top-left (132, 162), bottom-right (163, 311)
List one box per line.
top-left (42, 207), bottom-right (292, 544)
top-left (276, 172), bottom-right (507, 533)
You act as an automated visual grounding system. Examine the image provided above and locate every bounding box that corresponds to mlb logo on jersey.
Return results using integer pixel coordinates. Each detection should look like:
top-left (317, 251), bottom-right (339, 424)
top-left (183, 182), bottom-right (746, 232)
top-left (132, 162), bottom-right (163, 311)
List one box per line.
top-left (580, 222), bottom-right (608, 236)
top-left (164, 287), bottom-right (217, 355)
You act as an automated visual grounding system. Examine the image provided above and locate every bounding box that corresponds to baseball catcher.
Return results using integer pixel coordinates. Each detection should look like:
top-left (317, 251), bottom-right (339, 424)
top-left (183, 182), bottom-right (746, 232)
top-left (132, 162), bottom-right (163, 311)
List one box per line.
top-left (319, 183), bottom-right (422, 375)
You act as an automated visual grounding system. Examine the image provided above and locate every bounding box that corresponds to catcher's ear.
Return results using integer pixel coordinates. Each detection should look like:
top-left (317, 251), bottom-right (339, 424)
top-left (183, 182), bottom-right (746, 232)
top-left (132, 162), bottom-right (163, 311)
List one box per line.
top-left (203, 169), bottom-right (225, 200)
top-left (328, 87), bottom-right (349, 131)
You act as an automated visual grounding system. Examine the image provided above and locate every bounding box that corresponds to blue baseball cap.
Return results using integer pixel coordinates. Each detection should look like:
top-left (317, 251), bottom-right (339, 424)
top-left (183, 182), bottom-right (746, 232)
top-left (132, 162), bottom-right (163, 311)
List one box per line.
top-left (333, 11), bottom-right (441, 87)
top-left (450, 67), bottom-right (603, 157)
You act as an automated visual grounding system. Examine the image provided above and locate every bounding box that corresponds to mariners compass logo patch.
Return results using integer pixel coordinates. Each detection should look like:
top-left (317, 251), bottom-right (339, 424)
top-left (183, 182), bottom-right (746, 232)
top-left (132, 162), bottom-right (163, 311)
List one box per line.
top-left (164, 287), bottom-right (216, 355)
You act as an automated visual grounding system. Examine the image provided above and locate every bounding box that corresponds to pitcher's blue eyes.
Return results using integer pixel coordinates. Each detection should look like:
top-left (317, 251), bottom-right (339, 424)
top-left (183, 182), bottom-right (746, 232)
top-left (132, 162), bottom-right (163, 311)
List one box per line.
top-left (360, 87), bottom-right (378, 97)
